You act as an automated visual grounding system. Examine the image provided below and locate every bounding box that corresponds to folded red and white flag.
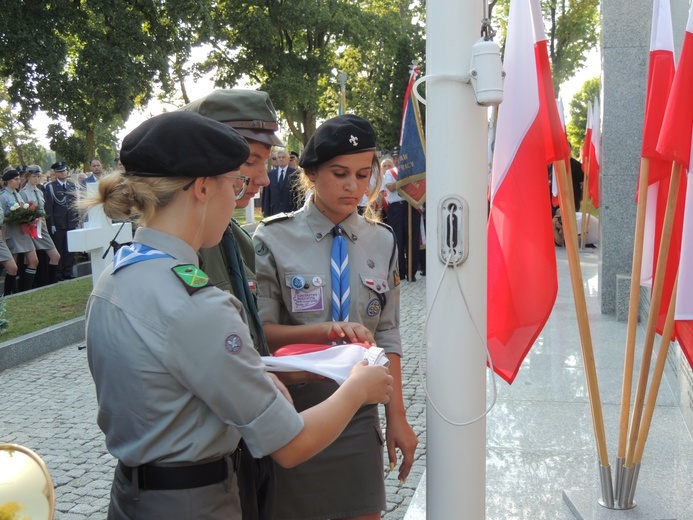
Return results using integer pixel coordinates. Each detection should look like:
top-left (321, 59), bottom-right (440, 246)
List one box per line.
top-left (262, 343), bottom-right (389, 385)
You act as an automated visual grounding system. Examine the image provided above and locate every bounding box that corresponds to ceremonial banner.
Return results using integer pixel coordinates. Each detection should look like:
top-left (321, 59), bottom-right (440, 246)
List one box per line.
top-left (488, 0), bottom-right (557, 384)
top-left (395, 64), bottom-right (426, 208)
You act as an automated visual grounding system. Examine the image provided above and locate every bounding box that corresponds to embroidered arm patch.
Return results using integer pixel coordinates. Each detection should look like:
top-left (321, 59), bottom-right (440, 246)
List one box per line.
top-left (172, 264), bottom-right (213, 294)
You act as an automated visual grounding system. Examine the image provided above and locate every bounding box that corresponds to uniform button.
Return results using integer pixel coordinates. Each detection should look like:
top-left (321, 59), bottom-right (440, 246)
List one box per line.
top-left (351, 234), bottom-right (357, 241)
top-left (316, 233), bottom-right (323, 239)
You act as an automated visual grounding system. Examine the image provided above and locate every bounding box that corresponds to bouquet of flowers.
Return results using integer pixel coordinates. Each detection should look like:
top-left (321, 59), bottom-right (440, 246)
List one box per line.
top-left (4, 202), bottom-right (45, 225)
top-left (4, 202), bottom-right (46, 237)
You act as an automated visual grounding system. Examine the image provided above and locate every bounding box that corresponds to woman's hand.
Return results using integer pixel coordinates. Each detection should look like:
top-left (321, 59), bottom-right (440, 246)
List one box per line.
top-left (343, 361), bottom-right (393, 405)
top-left (385, 414), bottom-right (418, 483)
top-left (327, 322), bottom-right (375, 344)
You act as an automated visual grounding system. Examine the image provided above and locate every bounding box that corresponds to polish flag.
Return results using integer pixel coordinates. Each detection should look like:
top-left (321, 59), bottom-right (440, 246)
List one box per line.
top-left (488, 0), bottom-right (557, 384)
top-left (639, 0), bottom-right (682, 339)
top-left (657, 3), bottom-right (693, 366)
top-left (587, 97), bottom-right (601, 208)
top-left (582, 101), bottom-right (592, 171)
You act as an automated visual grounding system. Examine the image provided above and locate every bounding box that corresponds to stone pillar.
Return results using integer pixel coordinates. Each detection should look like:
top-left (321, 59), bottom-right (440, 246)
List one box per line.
top-left (600, 0), bottom-right (650, 314)
top-left (600, 0), bottom-right (690, 315)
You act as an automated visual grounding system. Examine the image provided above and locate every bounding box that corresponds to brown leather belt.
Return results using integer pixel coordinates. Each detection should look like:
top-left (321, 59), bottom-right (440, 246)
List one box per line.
top-left (117, 451), bottom-right (240, 490)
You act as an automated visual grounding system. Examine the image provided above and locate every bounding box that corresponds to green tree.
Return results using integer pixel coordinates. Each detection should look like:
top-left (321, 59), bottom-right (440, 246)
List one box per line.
top-left (0, 0), bottom-right (211, 167)
top-left (566, 76), bottom-right (600, 156)
top-left (202, 0), bottom-right (424, 146)
top-left (335, 0), bottom-right (425, 150)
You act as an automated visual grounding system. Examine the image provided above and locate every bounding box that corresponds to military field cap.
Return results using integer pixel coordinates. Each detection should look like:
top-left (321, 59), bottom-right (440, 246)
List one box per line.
top-left (120, 111), bottom-right (250, 178)
top-left (180, 89), bottom-right (284, 147)
top-left (299, 114), bottom-right (376, 168)
top-left (2, 169), bottom-right (19, 182)
top-left (51, 161), bottom-right (67, 172)
top-left (27, 165), bottom-right (41, 174)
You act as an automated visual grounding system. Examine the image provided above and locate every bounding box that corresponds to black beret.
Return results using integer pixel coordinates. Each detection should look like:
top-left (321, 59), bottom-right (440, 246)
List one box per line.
top-left (180, 89), bottom-right (284, 147)
top-left (51, 161), bottom-right (67, 172)
top-left (120, 111), bottom-right (250, 178)
top-left (2, 169), bottom-right (19, 182)
top-left (299, 115), bottom-right (376, 168)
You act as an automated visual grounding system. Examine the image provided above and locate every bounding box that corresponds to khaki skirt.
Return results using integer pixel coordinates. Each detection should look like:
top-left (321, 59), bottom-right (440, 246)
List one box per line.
top-left (4, 223), bottom-right (36, 254)
top-left (273, 381), bottom-right (385, 520)
top-left (31, 219), bottom-right (56, 251)
top-left (0, 235), bottom-right (12, 263)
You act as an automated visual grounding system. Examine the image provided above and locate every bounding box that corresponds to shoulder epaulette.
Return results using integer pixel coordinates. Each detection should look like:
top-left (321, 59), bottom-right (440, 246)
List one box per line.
top-left (261, 212), bottom-right (293, 226)
top-left (171, 264), bottom-right (213, 295)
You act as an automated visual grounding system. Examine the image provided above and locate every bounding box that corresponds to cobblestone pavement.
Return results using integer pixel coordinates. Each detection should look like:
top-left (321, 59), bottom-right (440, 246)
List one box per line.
top-left (0, 278), bottom-right (427, 519)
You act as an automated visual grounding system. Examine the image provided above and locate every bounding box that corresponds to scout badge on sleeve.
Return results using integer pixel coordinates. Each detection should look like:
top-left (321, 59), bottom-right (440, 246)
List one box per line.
top-left (172, 264), bottom-right (213, 294)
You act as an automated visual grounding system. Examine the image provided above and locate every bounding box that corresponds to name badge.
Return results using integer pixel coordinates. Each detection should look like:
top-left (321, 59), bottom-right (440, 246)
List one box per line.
top-left (291, 286), bottom-right (324, 313)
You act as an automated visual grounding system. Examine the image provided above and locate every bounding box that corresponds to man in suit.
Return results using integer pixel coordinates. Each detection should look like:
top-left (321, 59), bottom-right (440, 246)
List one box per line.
top-left (44, 161), bottom-right (79, 280)
top-left (263, 149), bottom-right (300, 216)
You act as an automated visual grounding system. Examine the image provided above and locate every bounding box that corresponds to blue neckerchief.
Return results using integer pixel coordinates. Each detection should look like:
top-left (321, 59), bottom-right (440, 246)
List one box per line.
top-left (113, 242), bottom-right (172, 273)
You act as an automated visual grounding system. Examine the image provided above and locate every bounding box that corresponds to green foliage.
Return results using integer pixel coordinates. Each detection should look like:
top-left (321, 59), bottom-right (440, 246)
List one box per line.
top-left (566, 77), bottom-right (600, 156)
top-left (203, 0), bottom-right (424, 147)
top-left (0, 277), bottom-right (92, 342)
top-left (0, 0), bottom-right (212, 165)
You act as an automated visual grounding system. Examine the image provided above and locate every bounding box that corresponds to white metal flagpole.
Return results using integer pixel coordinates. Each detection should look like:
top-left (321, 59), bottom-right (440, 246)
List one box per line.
top-left (425, 0), bottom-right (493, 517)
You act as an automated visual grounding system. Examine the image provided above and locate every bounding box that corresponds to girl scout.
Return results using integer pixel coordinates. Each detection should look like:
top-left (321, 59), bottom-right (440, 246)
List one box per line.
top-left (82, 111), bottom-right (393, 520)
top-left (21, 165), bottom-right (61, 285)
top-left (0, 169), bottom-right (39, 291)
top-left (253, 114), bottom-right (418, 520)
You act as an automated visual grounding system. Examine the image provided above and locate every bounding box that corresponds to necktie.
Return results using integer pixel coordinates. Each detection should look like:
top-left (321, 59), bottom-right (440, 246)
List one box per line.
top-left (279, 168), bottom-right (285, 183)
top-left (330, 226), bottom-right (350, 322)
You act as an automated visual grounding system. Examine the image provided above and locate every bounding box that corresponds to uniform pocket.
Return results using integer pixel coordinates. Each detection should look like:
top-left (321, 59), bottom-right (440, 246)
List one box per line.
top-left (284, 272), bottom-right (328, 318)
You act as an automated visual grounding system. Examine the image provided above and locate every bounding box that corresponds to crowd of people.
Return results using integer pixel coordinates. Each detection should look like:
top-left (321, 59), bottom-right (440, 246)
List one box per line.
top-left (0, 156), bottom-right (127, 294)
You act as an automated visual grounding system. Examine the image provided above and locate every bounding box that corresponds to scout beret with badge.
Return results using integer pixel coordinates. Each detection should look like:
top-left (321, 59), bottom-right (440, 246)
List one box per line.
top-left (299, 114), bottom-right (377, 168)
top-left (120, 110), bottom-right (250, 178)
top-left (179, 89), bottom-right (284, 147)
top-left (2, 169), bottom-right (19, 182)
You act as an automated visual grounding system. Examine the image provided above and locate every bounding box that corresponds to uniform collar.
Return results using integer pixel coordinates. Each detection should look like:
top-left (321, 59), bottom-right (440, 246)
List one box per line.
top-left (133, 227), bottom-right (200, 266)
top-left (304, 198), bottom-right (361, 243)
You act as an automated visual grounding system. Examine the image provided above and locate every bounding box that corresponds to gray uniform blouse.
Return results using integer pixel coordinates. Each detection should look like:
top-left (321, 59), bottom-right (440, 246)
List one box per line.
top-left (253, 199), bottom-right (403, 357)
top-left (86, 227), bottom-right (304, 467)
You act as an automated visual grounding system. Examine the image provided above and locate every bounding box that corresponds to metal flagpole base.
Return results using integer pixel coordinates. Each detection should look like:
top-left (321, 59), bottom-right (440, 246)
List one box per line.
top-left (596, 464), bottom-right (614, 509)
top-left (616, 464), bottom-right (637, 510)
top-left (613, 457), bottom-right (624, 503)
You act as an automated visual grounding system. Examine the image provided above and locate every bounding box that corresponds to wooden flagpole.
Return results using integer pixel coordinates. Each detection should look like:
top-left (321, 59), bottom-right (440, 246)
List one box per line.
top-left (620, 161), bottom-right (682, 507)
top-left (554, 159), bottom-right (613, 505)
top-left (407, 203), bottom-right (413, 281)
top-left (579, 154), bottom-right (591, 249)
top-left (628, 275), bottom-right (679, 506)
top-left (615, 157), bottom-right (650, 501)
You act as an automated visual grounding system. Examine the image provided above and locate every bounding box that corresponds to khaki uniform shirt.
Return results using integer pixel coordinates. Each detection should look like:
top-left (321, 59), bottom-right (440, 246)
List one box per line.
top-left (253, 200), bottom-right (402, 357)
top-left (199, 220), bottom-right (267, 355)
top-left (86, 227), bottom-right (303, 466)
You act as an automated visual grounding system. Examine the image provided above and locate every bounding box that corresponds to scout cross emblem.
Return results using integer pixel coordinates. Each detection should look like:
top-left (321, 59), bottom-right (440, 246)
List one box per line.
top-left (349, 135), bottom-right (358, 146)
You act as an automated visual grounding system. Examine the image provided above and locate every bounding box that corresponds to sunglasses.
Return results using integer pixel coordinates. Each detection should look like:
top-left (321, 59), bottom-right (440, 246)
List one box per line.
top-left (182, 175), bottom-right (251, 200)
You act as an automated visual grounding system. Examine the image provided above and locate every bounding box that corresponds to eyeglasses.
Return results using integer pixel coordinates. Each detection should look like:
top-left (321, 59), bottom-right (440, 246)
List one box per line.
top-left (182, 175), bottom-right (251, 200)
